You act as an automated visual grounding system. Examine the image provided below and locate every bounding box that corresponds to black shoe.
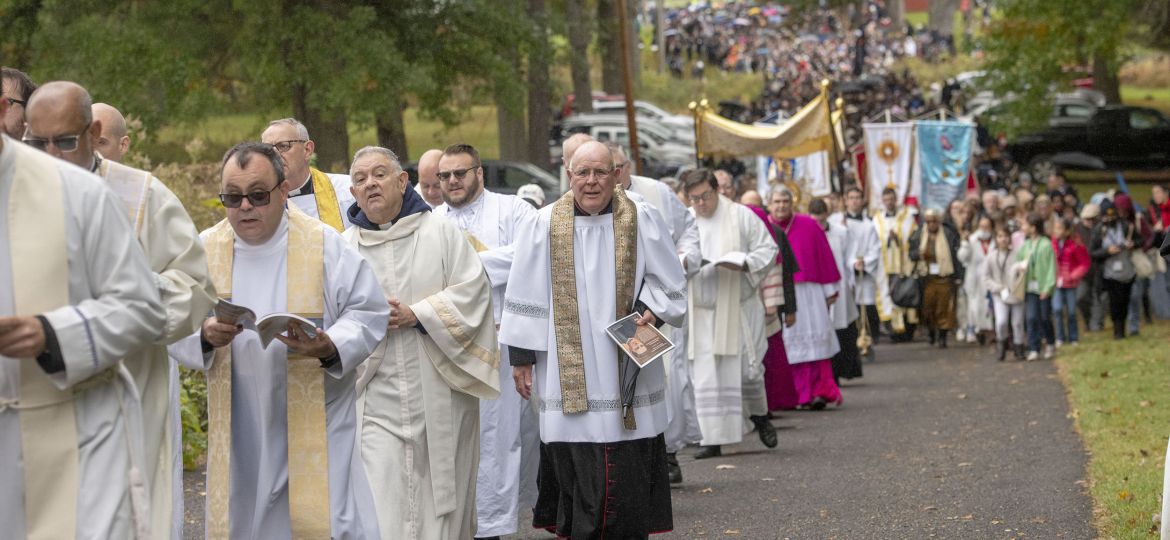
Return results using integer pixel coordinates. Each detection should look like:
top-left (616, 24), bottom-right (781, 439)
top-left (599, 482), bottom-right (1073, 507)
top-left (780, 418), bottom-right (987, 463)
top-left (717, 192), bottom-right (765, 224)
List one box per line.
top-left (751, 415), bottom-right (778, 448)
top-left (667, 452), bottom-right (683, 484)
top-left (978, 333), bottom-right (988, 346)
top-left (476, 537), bottom-right (501, 540)
top-left (694, 445), bottom-right (722, 459)
top-left (938, 331), bottom-right (949, 349)
top-left (996, 340), bottom-right (1006, 362)
top-left (927, 329), bottom-right (937, 345)
top-left (1014, 345), bottom-right (1026, 360)
top-left (809, 397), bottom-right (827, 410)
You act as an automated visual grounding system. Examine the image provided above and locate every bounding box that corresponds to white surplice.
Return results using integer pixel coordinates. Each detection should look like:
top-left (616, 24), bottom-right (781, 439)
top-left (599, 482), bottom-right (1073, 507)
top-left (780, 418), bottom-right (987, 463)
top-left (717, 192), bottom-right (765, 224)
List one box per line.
top-left (825, 220), bottom-right (858, 329)
top-left (628, 175), bottom-right (703, 453)
top-left (289, 171), bottom-right (356, 229)
top-left (498, 201), bottom-right (688, 443)
top-left (171, 214), bottom-right (389, 539)
top-left (688, 197), bottom-right (777, 446)
top-left (958, 235), bottom-right (995, 332)
top-left (99, 159), bottom-right (217, 540)
top-left (784, 280), bottom-right (842, 364)
top-left (0, 138), bottom-right (165, 539)
top-left (433, 190), bottom-right (540, 537)
top-left (832, 212), bottom-right (885, 310)
top-left (347, 209), bottom-right (499, 540)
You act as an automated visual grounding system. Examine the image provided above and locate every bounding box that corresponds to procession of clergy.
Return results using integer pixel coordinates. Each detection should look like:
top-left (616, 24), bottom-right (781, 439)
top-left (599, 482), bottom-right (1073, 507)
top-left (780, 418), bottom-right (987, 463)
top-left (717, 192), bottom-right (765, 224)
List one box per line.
top-left (0, 73), bottom-right (930, 540)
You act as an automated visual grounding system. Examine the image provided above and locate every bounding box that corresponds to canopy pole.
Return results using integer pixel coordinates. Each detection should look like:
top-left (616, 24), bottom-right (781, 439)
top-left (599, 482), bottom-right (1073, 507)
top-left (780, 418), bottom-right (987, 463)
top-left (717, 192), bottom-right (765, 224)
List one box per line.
top-left (821, 79), bottom-right (841, 193)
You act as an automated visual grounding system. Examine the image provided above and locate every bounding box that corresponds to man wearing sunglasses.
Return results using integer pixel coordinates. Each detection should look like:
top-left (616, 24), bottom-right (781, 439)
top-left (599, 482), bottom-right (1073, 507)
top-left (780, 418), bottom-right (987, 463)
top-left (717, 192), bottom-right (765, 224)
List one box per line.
top-left (0, 79), bottom-right (166, 539)
top-left (171, 142), bottom-right (389, 539)
top-left (431, 143), bottom-right (539, 540)
top-left (25, 81), bottom-right (217, 539)
top-left (1, 67), bottom-right (35, 139)
top-left (261, 117), bottom-right (356, 231)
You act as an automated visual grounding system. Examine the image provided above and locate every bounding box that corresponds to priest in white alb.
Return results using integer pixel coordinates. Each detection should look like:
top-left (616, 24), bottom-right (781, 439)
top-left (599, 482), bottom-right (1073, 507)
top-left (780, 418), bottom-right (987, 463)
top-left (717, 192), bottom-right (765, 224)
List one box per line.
top-left (685, 168), bottom-right (778, 460)
top-left (343, 146), bottom-right (500, 540)
top-left (261, 117), bottom-right (355, 230)
top-left (0, 110), bottom-right (165, 538)
top-left (430, 143), bottom-right (539, 539)
top-left (500, 141), bottom-right (688, 538)
top-left (611, 143), bottom-right (703, 484)
top-left (170, 142), bottom-right (389, 539)
top-left (25, 82), bottom-right (218, 540)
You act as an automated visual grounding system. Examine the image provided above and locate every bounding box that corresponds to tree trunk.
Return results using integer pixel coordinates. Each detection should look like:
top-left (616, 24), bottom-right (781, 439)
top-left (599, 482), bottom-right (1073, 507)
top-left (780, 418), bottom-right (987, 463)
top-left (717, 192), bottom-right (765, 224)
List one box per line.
top-left (1092, 51), bottom-right (1122, 104)
top-left (566, 0), bottom-right (594, 113)
top-left (888, 0), bottom-right (904, 31)
top-left (292, 83), bottom-right (350, 172)
top-left (598, 0), bottom-right (624, 95)
top-left (496, 92), bottom-right (528, 162)
top-left (375, 97), bottom-right (408, 160)
top-left (527, 0), bottom-right (553, 169)
top-left (927, 0), bottom-right (960, 35)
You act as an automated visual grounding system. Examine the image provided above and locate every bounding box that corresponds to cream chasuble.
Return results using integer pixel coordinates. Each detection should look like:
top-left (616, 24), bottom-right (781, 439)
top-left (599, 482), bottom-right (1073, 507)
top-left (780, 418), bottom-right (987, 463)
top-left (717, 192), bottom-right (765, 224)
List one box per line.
top-left (347, 210), bottom-right (498, 540)
top-left (0, 137), bottom-right (165, 540)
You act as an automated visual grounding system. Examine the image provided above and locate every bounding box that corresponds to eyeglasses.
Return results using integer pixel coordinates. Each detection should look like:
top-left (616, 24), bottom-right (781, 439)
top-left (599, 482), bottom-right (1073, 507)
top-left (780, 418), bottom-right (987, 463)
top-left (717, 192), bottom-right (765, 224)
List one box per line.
top-left (23, 122), bottom-right (91, 153)
top-left (218, 183), bottom-right (282, 208)
top-left (271, 139), bottom-right (307, 153)
top-left (5, 97), bottom-right (25, 107)
top-left (437, 166), bottom-right (478, 183)
top-left (688, 190), bottom-right (716, 204)
top-left (570, 168), bottom-right (612, 180)
top-left (613, 161), bottom-right (629, 169)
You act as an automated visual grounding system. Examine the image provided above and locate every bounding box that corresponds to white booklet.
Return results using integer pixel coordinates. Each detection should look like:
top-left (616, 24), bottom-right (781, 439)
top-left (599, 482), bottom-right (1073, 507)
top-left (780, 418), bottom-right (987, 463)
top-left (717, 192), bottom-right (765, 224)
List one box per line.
top-left (605, 313), bottom-right (676, 368)
top-left (214, 299), bottom-right (320, 349)
top-left (701, 251), bottom-right (747, 269)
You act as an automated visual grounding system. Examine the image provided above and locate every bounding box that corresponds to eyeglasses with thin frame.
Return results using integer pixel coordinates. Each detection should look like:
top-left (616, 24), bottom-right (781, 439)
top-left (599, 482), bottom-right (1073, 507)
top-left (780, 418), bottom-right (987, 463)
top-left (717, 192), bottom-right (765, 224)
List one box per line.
top-left (5, 97), bottom-right (25, 108)
top-left (23, 122), bottom-right (91, 153)
top-left (437, 166), bottom-right (479, 183)
top-left (688, 190), bottom-right (716, 204)
top-left (570, 168), bottom-right (613, 181)
top-left (271, 139), bottom-right (307, 153)
top-left (218, 183), bottom-right (282, 208)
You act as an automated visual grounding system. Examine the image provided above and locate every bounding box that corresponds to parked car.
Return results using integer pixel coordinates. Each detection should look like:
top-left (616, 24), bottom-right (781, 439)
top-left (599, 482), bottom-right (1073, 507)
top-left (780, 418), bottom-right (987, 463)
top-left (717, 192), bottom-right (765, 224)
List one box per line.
top-left (556, 120), bottom-right (695, 178)
top-left (1005, 105), bottom-right (1170, 179)
top-left (404, 159), bottom-right (561, 202)
top-left (590, 100), bottom-right (695, 138)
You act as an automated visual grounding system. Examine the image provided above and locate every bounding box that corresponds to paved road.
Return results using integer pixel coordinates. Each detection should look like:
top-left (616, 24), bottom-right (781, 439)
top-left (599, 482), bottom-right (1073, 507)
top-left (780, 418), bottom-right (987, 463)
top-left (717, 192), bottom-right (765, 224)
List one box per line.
top-left (185, 340), bottom-right (1095, 539)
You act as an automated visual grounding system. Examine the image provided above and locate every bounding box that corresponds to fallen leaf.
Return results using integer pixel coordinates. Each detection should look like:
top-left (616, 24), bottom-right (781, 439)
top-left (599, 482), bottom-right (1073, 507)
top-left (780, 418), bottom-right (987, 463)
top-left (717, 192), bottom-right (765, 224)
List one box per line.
top-left (1100, 371), bottom-right (1110, 378)
top-left (761, 477), bottom-right (775, 481)
top-left (1140, 401), bottom-right (1152, 408)
top-left (699, 487), bottom-right (714, 494)
top-left (715, 464), bottom-right (737, 470)
top-left (957, 394), bottom-right (967, 400)
top-left (958, 462), bottom-right (972, 467)
top-left (923, 505), bottom-right (939, 511)
top-left (961, 514), bottom-right (974, 520)
top-left (724, 530), bottom-right (740, 535)
top-left (1119, 490), bottom-right (1134, 501)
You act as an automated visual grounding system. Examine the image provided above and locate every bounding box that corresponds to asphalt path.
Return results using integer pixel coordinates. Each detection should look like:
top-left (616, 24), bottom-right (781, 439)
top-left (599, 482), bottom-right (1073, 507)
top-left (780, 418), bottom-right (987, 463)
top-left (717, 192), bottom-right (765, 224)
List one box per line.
top-left (185, 339), bottom-right (1095, 539)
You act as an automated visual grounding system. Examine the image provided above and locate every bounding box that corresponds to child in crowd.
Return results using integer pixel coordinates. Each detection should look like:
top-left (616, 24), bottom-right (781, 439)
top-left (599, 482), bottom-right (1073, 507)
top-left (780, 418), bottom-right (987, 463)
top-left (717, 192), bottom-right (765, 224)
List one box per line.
top-left (1018, 213), bottom-right (1057, 360)
top-left (984, 226), bottom-right (1026, 361)
top-left (1051, 217), bottom-right (1090, 347)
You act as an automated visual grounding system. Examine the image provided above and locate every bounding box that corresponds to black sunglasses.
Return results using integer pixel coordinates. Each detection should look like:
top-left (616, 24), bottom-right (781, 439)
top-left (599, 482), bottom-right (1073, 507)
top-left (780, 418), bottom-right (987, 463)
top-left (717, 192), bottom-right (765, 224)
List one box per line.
top-left (219, 184), bottom-right (281, 208)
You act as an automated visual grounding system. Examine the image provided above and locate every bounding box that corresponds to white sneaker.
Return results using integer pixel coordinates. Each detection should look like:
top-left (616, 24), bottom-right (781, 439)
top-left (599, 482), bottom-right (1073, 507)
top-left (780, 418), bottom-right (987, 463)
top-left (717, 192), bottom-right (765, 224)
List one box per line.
top-left (956, 329), bottom-right (967, 342)
top-left (1026, 351), bottom-right (1040, 361)
top-left (1055, 340), bottom-right (1064, 349)
top-left (966, 332), bottom-right (977, 344)
top-left (1043, 345), bottom-right (1055, 359)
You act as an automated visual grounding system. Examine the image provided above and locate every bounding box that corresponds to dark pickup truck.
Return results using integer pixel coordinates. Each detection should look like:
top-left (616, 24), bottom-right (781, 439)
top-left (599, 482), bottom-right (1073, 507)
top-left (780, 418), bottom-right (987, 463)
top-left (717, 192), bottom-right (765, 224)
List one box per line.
top-left (1006, 105), bottom-right (1170, 179)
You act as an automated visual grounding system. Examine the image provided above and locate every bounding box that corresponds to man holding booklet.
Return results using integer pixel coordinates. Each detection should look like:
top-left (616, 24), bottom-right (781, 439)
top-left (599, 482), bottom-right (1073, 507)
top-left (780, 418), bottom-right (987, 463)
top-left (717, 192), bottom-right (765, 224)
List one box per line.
top-left (684, 168), bottom-right (779, 460)
top-left (171, 142), bottom-right (390, 539)
top-left (499, 141), bottom-right (687, 538)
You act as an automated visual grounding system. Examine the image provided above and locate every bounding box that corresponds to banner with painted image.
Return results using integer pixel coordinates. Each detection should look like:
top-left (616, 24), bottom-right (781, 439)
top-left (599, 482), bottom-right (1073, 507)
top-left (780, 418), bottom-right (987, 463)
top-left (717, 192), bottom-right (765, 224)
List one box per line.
top-left (863, 123), bottom-right (915, 210)
top-left (914, 121), bottom-right (975, 211)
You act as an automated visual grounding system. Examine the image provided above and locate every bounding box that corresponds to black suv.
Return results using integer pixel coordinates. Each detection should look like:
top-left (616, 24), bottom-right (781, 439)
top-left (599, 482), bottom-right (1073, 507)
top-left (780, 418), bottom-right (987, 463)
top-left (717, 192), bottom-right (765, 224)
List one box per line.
top-left (1006, 105), bottom-right (1170, 178)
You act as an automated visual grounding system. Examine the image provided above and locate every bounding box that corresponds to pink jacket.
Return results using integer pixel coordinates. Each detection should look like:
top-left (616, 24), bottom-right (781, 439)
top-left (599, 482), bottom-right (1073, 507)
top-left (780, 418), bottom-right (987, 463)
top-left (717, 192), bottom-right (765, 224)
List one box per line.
top-left (1052, 236), bottom-right (1090, 289)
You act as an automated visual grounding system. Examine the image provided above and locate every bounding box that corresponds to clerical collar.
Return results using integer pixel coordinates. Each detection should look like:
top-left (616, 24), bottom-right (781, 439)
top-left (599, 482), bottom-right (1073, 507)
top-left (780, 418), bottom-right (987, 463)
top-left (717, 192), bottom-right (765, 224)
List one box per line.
top-left (846, 212), bottom-right (863, 221)
top-left (89, 154), bottom-right (102, 174)
top-left (574, 200), bottom-right (613, 216)
top-left (289, 173), bottom-right (314, 197)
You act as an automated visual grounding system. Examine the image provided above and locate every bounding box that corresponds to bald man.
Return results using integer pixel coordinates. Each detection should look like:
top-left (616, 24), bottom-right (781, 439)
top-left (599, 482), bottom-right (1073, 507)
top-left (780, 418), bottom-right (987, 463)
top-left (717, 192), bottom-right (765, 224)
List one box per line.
top-left (92, 103), bottom-right (130, 162)
top-left (415, 148), bottom-right (443, 208)
top-left (25, 81), bottom-right (216, 540)
top-left (740, 190), bottom-right (764, 208)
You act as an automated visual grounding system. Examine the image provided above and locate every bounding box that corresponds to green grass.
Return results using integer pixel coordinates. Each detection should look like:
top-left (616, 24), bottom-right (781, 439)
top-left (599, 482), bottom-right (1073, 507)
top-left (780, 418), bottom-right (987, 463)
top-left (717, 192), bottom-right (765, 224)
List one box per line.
top-left (1055, 321), bottom-right (1170, 538)
top-left (1123, 86), bottom-right (1170, 114)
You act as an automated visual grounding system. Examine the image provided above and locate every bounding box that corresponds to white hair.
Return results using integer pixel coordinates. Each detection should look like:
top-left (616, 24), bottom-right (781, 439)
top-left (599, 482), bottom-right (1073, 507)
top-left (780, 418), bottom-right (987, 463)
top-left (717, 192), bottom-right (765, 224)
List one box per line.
top-left (350, 146), bottom-right (402, 175)
top-left (769, 186), bottom-right (794, 200)
top-left (266, 117), bottom-right (310, 140)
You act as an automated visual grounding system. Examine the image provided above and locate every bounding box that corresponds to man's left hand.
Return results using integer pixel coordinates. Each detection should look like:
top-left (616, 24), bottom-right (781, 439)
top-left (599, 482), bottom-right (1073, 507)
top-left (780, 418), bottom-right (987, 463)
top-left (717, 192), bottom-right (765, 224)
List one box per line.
top-left (275, 324), bottom-right (337, 359)
top-left (0, 316), bottom-right (46, 358)
top-left (388, 299), bottom-right (419, 330)
top-left (635, 309), bottom-right (657, 327)
top-left (784, 313), bottom-right (796, 328)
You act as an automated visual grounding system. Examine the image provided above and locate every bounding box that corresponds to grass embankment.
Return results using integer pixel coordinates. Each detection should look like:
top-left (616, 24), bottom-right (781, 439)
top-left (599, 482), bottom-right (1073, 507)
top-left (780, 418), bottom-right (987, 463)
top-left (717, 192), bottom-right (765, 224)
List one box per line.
top-left (1055, 321), bottom-right (1170, 538)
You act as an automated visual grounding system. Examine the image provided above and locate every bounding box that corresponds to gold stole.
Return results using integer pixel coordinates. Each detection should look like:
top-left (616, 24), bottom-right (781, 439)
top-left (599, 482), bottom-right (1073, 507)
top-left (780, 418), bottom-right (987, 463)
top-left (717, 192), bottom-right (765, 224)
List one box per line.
top-left (309, 167), bottom-right (344, 232)
top-left (202, 208), bottom-right (331, 538)
top-left (919, 228), bottom-right (955, 276)
top-left (549, 189), bottom-right (639, 429)
top-left (98, 158), bottom-right (152, 234)
top-left (10, 142), bottom-right (80, 540)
